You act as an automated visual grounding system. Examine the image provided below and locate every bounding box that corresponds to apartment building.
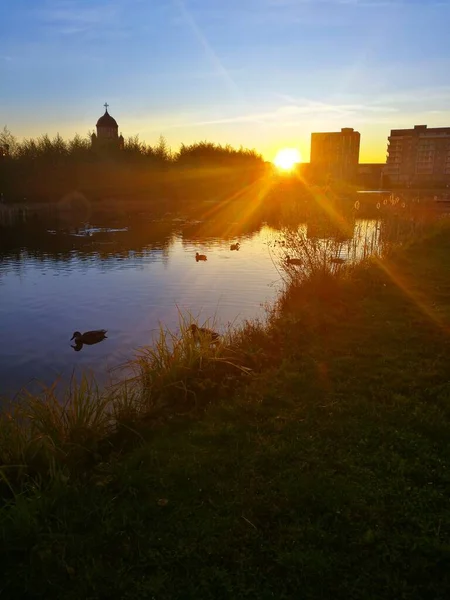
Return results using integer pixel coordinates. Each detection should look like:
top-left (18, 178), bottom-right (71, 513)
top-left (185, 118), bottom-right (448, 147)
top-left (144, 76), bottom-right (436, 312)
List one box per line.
top-left (385, 125), bottom-right (450, 186)
top-left (310, 127), bottom-right (360, 182)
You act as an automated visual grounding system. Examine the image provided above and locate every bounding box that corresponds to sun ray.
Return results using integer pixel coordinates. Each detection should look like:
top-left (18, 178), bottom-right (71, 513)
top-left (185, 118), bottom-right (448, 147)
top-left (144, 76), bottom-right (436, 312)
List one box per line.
top-left (181, 174), bottom-right (274, 242)
top-left (371, 254), bottom-right (450, 335)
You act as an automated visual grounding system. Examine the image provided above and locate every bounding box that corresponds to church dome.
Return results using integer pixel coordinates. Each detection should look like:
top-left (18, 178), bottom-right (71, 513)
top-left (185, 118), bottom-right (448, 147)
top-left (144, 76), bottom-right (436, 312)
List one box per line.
top-left (96, 109), bottom-right (118, 128)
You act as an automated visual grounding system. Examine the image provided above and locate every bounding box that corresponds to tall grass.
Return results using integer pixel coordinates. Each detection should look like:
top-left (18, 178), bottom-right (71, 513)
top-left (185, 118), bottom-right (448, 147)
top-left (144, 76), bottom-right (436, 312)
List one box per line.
top-left (0, 314), bottom-right (256, 493)
top-left (272, 194), bottom-right (443, 287)
top-left (125, 313), bottom-right (253, 410)
top-left (0, 377), bottom-right (112, 485)
top-left (266, 194), bottom-right (448, 323)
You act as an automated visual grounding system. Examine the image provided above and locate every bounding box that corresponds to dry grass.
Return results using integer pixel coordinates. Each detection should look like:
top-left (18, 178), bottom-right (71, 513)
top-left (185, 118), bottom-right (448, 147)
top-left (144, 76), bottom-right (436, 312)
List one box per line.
top-left (0, 377), bottom-right (112, 485)
top-left (0, 313), bottom-right (256, 492)
top-left (125, 313), bottom-right (254, 411)
top-left (270, 194), bottom-right (443, 287)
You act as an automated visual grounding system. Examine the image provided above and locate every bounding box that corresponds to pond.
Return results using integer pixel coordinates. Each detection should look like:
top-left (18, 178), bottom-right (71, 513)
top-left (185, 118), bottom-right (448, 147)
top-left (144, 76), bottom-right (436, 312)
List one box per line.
top-left (0, 195), bottom-right (427, 398)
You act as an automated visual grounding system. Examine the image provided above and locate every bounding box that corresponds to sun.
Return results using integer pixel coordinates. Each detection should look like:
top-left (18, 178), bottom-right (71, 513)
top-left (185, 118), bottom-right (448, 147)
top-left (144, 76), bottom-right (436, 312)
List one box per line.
top-left (273, 148), bottom-right (302, 171)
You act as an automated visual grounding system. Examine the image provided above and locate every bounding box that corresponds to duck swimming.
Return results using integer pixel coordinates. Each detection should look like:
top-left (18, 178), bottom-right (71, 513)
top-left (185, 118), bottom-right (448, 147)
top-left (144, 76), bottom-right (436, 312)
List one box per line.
top-left (70, 329), bottom-right (108, 345)
top-left (196, 252), bottom-right (207, 261)
top-left (230, 242), bottom-right (240, 251)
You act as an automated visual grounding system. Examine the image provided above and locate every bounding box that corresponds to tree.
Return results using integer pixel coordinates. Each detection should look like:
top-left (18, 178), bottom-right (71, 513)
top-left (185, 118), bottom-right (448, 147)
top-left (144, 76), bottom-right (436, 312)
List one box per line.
top-left (0, 126), bottom-right (18, 156)
top-left (154, 135), bottom-right (171, 163)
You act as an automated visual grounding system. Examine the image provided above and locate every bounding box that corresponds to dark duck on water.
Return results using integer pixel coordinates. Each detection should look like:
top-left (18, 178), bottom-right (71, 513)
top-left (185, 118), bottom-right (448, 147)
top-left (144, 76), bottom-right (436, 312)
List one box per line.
top-left (70, 329), bottom-right (108, 351)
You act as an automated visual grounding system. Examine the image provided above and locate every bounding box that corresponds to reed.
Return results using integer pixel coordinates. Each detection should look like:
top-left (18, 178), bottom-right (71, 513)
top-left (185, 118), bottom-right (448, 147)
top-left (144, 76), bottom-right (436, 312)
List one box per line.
top-left (126, 312), bottom-right (252, 411)
top-left (0, 313), bottom-right (254, 492)
top-left (0, 377), bottom-right (113, 485)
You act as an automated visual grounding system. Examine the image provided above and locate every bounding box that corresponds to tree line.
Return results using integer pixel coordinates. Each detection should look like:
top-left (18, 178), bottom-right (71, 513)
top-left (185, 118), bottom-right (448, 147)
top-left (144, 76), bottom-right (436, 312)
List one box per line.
top-left (0, 127), bottom-right (263, 167)
top-left (0, 128), bottom-right (266, 203)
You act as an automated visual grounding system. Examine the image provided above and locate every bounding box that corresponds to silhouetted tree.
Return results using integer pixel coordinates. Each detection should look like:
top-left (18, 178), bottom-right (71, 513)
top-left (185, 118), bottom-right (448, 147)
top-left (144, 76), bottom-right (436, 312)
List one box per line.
top-left (0, 128), bottom-right (267, 203)
top-left (0, 126), bottom-right (17, 156)
top-left (174, 141), bottom-right (263, 167)
top-left (154, 135), bottom-right (172, 163)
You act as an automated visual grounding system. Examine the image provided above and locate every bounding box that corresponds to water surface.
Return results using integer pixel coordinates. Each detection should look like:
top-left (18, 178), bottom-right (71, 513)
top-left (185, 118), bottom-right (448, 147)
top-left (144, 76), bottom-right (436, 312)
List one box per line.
top-left (0, 197), bottom-right (407, 397)
top-left (0, 218), bottom-right (286, 396)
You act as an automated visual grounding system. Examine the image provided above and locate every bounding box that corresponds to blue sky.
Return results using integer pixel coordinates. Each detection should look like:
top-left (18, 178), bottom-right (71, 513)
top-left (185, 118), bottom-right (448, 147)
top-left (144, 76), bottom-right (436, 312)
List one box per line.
top-left (1, 0), bottom-right (450, 161)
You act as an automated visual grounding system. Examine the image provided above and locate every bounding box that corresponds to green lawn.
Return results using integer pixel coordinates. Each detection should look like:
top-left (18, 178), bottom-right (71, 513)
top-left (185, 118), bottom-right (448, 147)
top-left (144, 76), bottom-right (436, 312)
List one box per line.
top-left (2, 227), bottom-right (450, 599)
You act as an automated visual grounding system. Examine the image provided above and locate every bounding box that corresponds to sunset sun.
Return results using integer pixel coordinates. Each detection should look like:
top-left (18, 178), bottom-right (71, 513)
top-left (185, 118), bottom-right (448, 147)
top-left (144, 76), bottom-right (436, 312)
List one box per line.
top-left (273, 148), bottom-right (302, 171)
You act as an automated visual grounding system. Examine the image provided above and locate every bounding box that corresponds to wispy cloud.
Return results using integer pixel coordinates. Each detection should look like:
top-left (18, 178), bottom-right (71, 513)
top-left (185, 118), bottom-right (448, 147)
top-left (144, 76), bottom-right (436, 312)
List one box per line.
top-left (36, 0), bottom-right (122, 35)
top-left (371, 85), bottom-right (450, 107)
top-left (152, 84), bottom-right (450, 133)
top-left (152, 99), bottom-right (398, 131)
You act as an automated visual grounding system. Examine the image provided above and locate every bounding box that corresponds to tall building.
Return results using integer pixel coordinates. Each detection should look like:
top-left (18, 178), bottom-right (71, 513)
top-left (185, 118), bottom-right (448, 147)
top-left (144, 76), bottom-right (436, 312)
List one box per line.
top-left (384, 125), bottom-right (450, 187)
top-left (310, 127), bottom-right (360, 182)
top-left (91, 103), bottom-right (124, 152)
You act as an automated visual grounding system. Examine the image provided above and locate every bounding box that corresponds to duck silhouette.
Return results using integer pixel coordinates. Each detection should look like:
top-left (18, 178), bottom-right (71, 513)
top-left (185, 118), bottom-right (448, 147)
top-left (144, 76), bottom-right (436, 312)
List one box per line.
top-left (286, 255), bottom-right (302, 266)
top-left (70, 329), bottom-right (107, 351)
top-left (189, 324), bottom-right (220, 343)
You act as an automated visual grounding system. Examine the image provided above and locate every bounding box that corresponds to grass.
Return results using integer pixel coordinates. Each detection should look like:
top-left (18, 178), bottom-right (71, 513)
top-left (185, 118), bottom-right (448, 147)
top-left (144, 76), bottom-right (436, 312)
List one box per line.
top-left (0, 377), bottom-right (112, 485)
top-left (0, 313), bottom-right (256, 491)
top-left (1, 220), bottom-right (450, 598)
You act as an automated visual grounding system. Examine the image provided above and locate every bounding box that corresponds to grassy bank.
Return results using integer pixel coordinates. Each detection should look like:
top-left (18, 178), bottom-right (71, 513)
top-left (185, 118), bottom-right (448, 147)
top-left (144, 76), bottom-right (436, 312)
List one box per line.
top-left (1, 223), bottom-right (450, 599)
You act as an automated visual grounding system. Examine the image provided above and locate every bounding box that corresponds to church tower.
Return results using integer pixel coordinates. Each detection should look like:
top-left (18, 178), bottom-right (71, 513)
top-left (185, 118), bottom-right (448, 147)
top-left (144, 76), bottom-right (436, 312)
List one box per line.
top-left (91, 103), bottom-right (124, 151)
